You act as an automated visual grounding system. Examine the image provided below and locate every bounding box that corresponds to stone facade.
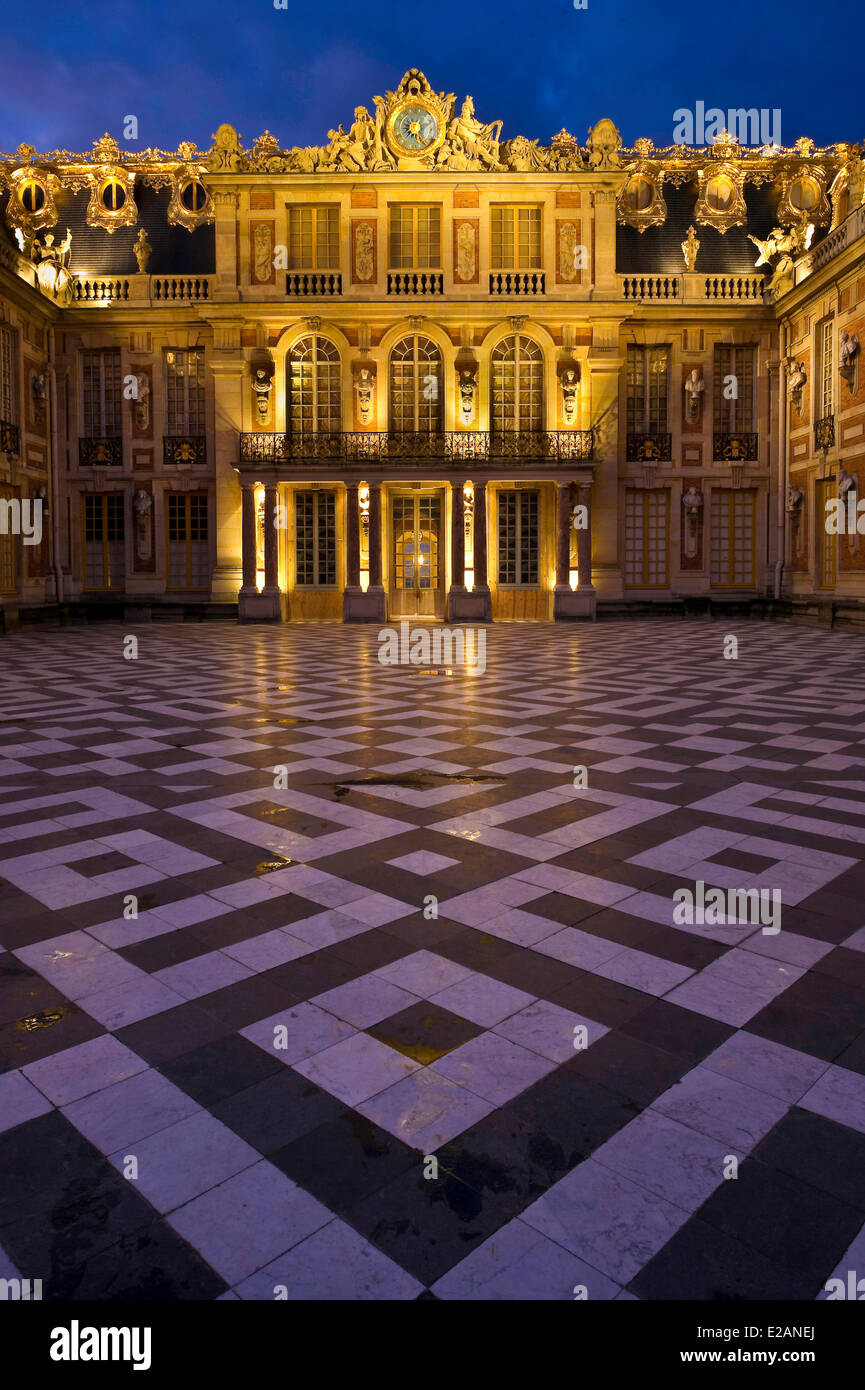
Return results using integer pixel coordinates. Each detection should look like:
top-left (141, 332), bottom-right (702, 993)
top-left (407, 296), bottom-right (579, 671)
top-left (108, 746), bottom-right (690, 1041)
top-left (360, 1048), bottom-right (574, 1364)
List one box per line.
top-left (1, 74), bottom-right (863, 627)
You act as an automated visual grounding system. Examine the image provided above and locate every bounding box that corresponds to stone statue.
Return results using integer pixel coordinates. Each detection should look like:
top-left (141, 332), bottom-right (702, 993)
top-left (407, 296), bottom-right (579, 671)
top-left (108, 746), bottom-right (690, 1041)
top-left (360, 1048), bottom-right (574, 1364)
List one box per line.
top-left (133, 373), bottom-right (150, 430)
top-left (356, 366), bottom-right (375, 424)
top-left (838, 466), bottom-right (857, 500)
top-left (442, 96), bottom-right (504, 171)
top-left (682, 486), bottom-right (703, 559)
top-left (681, 225), bottom-right (700, 271)
top-left (684, 368), bottom-right (705, 422)
top-left (208, 124), bottom-right (245, 171)
top-left (252, 367), bottom-right (273, 421)
top-left (32, 228), bottom-right (72, 301)
top-left (560, 369), bottom-right (579, 423)
top-left (786, 484), bottom-right (804, 513)
top-left (749, 224), bottom-right (813, 294)
top-left (840, 331), bottom-right (860, 386)
top-left (784, 357), bottom-right (807, 414)
top-left (585, 119), bottom-right (622, 170)
top-left (458, 367), bottom-right (477, 423)
top-left (133, 228), bottom-right (152, 274)
top-left (134, 490), bottom-right (153, 562)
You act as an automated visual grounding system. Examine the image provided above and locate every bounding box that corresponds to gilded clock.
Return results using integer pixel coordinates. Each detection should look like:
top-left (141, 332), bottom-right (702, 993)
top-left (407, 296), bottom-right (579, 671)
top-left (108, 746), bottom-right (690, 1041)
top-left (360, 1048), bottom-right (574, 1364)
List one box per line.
top-left (387, 100), bottom-right (444, 158)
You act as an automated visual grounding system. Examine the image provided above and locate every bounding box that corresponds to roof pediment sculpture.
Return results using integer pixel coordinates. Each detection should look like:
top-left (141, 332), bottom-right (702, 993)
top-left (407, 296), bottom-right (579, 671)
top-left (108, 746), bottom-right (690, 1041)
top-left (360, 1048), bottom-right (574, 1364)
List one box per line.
top-left (750, 222), bottom-right (814, 294)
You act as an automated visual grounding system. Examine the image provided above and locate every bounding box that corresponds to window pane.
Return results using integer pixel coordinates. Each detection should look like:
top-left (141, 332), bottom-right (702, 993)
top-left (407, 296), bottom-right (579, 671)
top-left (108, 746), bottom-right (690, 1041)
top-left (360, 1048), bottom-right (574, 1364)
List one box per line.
top-left (0, 326), bottom-right (16, 423)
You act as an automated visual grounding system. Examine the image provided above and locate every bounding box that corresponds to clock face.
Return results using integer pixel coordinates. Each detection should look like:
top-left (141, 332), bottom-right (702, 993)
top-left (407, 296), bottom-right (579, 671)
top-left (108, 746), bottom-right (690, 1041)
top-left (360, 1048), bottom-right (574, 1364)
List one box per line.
top-left (392, 104), bottom-right (439, 153)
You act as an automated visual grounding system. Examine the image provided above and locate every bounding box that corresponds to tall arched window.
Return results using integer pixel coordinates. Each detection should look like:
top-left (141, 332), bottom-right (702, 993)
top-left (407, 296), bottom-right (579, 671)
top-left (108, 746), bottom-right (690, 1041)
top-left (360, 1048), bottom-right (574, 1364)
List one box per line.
top-left (491, 335), bottom-right (544, 433)
top-left (389, 336), bottom-right (443, 434)
top-left (288, 336), bottom-right (342, 436)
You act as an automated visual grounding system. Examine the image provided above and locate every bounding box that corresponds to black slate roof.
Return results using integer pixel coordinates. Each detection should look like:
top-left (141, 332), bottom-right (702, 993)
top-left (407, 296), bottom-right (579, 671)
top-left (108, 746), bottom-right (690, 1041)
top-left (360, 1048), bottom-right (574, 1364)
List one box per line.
top-left (616, 181), bottom-right (827, 275)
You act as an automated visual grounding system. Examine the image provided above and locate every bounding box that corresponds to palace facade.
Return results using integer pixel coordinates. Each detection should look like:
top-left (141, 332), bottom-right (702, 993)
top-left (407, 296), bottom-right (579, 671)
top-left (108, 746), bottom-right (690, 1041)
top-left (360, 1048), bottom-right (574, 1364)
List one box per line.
top-left (1, 70), bottom-right (864, 629)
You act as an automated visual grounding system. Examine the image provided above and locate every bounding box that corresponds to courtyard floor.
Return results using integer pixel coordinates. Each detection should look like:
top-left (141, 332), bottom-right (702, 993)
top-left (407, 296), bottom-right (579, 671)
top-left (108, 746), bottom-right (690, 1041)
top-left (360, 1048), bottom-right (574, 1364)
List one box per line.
top-left (1, 617), bottom-right (865, 1301)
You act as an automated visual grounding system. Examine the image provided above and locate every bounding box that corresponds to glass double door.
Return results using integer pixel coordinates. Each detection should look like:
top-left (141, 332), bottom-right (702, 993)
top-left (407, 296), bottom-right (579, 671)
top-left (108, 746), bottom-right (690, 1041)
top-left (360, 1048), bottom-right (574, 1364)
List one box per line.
top-left (389, 491), bottom-right (445, 618)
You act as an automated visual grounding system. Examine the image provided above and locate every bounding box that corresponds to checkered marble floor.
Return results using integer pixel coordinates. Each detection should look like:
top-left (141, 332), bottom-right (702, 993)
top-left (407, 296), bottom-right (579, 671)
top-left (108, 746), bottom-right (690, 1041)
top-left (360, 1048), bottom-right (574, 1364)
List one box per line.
top-left (2, 618), bottom-right (865, 1300)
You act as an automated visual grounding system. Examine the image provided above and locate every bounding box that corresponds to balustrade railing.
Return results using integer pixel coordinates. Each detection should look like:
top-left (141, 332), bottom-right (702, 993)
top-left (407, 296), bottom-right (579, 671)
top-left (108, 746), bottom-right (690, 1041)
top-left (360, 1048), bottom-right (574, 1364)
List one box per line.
top-left (286, 272), bottom-right (342, 296)
top-left (386, 271), bottom-right (444, 296)
top-left (713, 432), bottom-right (759, 461)
top-left (489, 271), bottom-right (546, 296)
top-left (79, 437), bottom-right (122, 467)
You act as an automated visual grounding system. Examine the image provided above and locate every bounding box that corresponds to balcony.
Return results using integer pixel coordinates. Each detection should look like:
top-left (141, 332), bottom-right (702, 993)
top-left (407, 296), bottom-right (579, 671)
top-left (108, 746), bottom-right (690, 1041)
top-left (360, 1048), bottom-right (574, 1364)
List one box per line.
top-left (1, 419), bottom-right (20, 459)
top-left (815, 415), bottom-right (835, 452)
top-left (239, 429), bottom-right (594, 466)
top-left (489, 272), bottom-right (546, 296)
top-left (72, 275), bottom-right (213, 305)
top-left (386, 272), bottom-right (444, 296)
top-left (79, 437), bottom-right (122, 467)
top-left (621, 275), bottom-right (680, 302)
top-left (626, 433), bottom-right (672, 462)
top-left (713, 432), bottom-right (758, 462)
top-left (163, 436), bottom-right (207, 466)
top-left (286, 273), bottom-right (342, 297)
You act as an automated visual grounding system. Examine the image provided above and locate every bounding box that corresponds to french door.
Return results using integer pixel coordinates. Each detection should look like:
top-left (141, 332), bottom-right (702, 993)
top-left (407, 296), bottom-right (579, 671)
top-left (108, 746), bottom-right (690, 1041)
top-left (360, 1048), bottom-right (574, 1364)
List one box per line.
top-left (389, 491), bottom-right (445, 618)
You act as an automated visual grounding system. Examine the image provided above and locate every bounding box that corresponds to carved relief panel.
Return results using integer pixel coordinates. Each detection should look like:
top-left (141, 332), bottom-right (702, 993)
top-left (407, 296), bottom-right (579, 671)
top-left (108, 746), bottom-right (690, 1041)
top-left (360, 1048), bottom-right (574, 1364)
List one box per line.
top-left (352, 220), bottom-right (377, 284)
top-left (453, 218), bottom-right (478, 284)
top-left (556, 219), bottom-right (582, 284)
top-left (250, 222), bottom-right (275, 285)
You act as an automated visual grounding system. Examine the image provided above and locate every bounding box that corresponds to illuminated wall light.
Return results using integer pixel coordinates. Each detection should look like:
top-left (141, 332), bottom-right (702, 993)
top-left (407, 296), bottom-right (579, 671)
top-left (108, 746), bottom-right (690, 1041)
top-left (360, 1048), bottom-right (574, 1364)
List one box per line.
top-left (569, 568), bottom-right (579, 591)
top-left (360, 570), bottom-right (370, 593)
top-left (464, 568), bottom-right (474, 592)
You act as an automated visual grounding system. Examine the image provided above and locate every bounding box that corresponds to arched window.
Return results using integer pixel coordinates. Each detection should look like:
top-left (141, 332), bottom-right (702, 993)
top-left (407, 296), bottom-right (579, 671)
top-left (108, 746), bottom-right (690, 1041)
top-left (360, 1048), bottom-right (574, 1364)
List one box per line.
top-left (288, 336), bottom-right (342, 435)
top-left (389, 335), bottom-right (442, 434)
top-left (491, 335), bottom-right (544, 433)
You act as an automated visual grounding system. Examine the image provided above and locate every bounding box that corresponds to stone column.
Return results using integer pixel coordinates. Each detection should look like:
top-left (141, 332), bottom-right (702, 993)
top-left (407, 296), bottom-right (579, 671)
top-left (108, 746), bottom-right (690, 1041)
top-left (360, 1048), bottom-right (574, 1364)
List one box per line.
top-left (591, 190), bottom-right (617, 295)
top-left (555, 477), bottom-right (596, 619)
top-left (369, 483), bottom-right (383, 589)
top-left (212, 191), bottom-right (239, 303)
top-left (344, 480), bottom-right (386, 622)
top-left (345, 483), bottom-right (360, 590)
top-left (577, 482), bottom-right (595, 596)
top-left (447, 480), bottom-right (466, 621)
top-left (471, 480), bottom-right (492, 621)
top-left (240, 483), bottom-right (256, 591)
top-left (555, 481), bottom-right (571, 588)
top-left (253, 481), bottom-right (282, 621)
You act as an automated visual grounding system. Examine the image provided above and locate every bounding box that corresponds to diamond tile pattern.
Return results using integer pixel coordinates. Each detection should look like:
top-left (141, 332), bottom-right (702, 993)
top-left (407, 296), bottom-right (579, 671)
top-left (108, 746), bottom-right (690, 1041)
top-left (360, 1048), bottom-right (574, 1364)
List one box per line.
top-left (2, 618), bottom-right (865, 1299)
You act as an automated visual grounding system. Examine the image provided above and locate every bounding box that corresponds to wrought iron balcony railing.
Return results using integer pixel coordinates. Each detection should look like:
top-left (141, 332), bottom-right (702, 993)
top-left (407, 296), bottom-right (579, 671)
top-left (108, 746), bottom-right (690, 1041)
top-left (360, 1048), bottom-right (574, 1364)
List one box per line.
top-left (626, 432), bottom-right (672, 462)
top-left (239, 429), bottom-right (594, 465)
top-left (79, 436), bottom-right (122, 467)
top-left (713, 432), bottom-right (759, 462)
top-left (1, 419), bottom-right (20, 458)
top-left (163, 435), bottom-right (207, 466)
top-left (814, 415), bottom-right (835, 452)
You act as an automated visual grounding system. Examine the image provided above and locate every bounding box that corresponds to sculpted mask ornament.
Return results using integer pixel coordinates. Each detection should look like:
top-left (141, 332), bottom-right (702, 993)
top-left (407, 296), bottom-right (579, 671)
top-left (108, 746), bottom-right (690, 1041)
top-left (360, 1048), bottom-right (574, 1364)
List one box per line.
top-left (681, 486), bottom-right (704, 560)
top-left (684, 368), bottom-right (705, 422)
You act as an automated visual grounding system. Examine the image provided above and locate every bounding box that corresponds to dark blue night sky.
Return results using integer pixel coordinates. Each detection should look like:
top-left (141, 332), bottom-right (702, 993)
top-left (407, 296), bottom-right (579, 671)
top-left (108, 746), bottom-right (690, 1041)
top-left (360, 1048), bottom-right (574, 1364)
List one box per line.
top-left (0, 0), bottom-right (861, 156)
